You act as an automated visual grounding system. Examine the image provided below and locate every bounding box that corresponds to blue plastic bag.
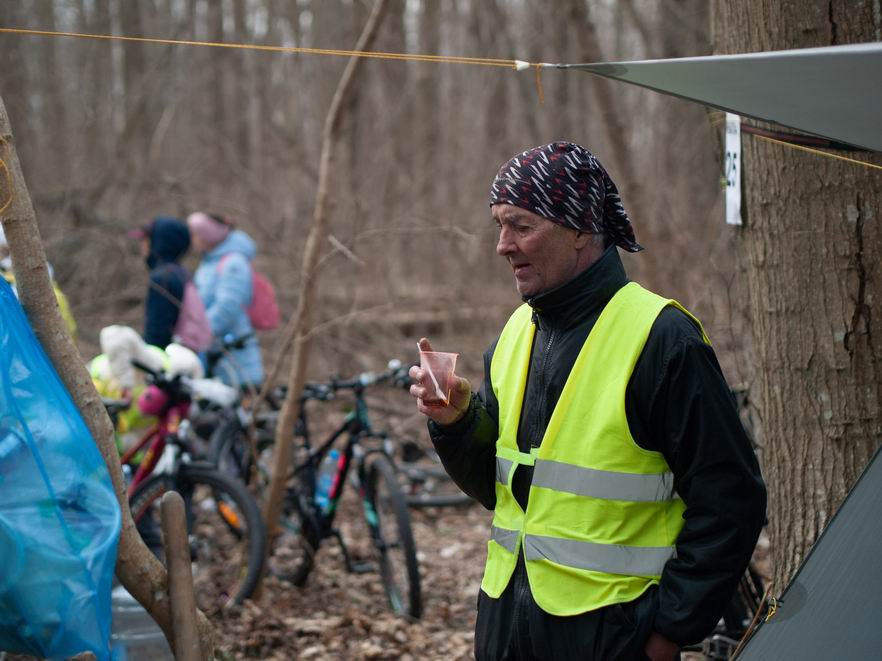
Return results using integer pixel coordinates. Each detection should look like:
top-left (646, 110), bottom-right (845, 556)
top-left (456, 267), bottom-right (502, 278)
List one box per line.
top-left (0, 277), bottom-right (121, 659)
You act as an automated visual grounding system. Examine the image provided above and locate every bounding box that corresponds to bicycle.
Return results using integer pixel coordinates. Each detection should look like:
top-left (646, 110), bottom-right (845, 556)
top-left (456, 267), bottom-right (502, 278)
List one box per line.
top-left (396, 438), bottom-right (475, 509)
top-left (208, 362), bottom-right (423, 618)
top-left (111, 359), bottom-right (267, 612)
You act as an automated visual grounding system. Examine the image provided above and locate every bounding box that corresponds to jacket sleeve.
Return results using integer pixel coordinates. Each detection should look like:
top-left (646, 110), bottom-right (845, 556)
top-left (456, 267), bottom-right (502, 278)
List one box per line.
top-left (207, 253), bottom-right (253, 338)
top-left (427, 343), bottom-right (500, 510)
top-left (144, 267), bottom-right (183, 348)
top-left (631, 314), bottom-right (767, 646)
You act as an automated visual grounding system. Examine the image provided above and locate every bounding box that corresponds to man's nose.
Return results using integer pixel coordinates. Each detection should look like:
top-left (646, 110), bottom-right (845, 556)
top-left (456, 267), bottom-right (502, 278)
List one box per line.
top-left (496, 227), bottom-right (515, 256)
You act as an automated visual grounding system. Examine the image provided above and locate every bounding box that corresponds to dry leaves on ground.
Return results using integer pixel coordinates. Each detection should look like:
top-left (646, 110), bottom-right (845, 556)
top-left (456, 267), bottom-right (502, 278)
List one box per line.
top-left (213, 490), bottom-right (491, 660)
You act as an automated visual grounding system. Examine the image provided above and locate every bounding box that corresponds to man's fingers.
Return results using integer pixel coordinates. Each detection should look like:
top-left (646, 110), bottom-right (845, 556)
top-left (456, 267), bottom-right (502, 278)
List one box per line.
top-left (418, 337), bottom-right (434, 352)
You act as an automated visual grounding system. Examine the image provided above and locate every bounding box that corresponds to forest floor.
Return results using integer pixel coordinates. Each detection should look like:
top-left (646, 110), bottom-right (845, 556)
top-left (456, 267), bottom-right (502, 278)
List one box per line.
top-left (213, 492), bottom-right (491, 660)
top-left (210, 488), bottom-right (770, 660)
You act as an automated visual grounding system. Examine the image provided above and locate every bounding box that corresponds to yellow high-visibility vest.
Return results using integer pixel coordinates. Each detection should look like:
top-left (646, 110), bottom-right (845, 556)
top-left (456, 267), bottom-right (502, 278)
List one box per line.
top-left (481, 282), bottom-right (709, 616)
top-left (1, 271), bottom-right (77, 340)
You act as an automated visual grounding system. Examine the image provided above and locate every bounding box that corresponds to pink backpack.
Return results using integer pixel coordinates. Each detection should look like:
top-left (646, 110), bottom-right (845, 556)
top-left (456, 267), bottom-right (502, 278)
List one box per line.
top-left (219, 255), bottom-right (280, 331)
top-left (173, 280), bottom-right (214, 351)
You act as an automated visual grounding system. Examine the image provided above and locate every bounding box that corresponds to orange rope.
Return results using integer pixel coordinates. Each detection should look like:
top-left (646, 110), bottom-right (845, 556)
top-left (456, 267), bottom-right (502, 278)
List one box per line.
top-left (708, 114), bottom-right (882, 172)
top-left (0, 27), bottom-right (519, 69)
top-left (534, 64), bottom-right (545, 105)
top-left (752, 134), bottom-right (882, 171)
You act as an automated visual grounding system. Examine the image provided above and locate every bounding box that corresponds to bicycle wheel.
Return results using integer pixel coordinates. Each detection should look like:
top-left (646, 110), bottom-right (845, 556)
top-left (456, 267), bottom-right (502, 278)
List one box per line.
top-left (208, 418), bottom-right (255, 483)
top-left (400, 459), bottom-right (474, 509)
top-left (268, 479), bottom-right (322, 587)
top-left (363, 453), bottom-right (422, 618)
top-left (394, 440), bottom-right (473, 509)
top-left (128, 464), bottom-right (266, 611)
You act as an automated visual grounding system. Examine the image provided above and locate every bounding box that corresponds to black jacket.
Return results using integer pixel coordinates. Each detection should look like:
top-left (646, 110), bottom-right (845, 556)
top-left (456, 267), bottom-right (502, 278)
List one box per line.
top-left (430, 246), bottom-right (766, 657)
top-left (144, 217), bottom-right (190, 348)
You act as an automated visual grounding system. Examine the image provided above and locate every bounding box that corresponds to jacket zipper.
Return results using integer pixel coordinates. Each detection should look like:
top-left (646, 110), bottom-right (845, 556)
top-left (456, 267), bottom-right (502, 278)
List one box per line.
top-left (513, 552), bottom-right (531, 658)
top-left (533, 325), bottom-right (556, 448)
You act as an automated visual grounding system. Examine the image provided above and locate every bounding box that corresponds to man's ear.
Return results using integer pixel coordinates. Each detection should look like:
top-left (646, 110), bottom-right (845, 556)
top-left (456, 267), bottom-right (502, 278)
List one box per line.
top-left (572, 230), bottom-right (592, 250)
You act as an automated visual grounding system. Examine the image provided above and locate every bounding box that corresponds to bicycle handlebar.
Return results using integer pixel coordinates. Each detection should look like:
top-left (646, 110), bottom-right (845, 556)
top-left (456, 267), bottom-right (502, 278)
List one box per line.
top-left (130, 358), bottom-right (191, 397)
top-left (130, 358), bottom-right (160, 380)
top-left (298, 359), bottom-right (414, 402)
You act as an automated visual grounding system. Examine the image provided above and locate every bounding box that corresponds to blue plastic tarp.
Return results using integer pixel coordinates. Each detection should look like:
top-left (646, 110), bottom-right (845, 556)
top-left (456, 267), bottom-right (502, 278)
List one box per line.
top-left (0, 277), bottom-right (121, 660)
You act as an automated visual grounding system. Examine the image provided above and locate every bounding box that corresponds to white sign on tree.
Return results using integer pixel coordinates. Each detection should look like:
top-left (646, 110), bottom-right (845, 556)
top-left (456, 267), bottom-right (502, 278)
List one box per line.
top-left (725, 113), bottom-right (742, 226)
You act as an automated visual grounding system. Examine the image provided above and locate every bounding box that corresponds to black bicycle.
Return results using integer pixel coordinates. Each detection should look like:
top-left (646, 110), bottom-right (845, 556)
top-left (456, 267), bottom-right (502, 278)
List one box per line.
top-left (208, 362), bottom-right (423, 618)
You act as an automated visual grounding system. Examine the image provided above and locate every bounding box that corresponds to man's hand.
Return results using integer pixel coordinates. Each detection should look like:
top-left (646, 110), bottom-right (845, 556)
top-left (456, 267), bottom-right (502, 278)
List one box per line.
top-left (643, 631), bottom-right (679, 661)
top-left (409, 337), bottom-right (471, 426)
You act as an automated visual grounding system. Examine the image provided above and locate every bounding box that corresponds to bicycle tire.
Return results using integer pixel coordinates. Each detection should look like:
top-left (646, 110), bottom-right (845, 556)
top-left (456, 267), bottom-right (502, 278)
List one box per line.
top-left (267, 478), bottom-right (322, 588)
top-left (207, 418), bottom-right (261, 482)
top-left (208, 417), bottom-right (323, 587)
top-left (400, 461), bottom-right (474, 509)
top-left (364, 453), bottom-right (422, 618)
top-left (128, 464), bottom-right (267, 610)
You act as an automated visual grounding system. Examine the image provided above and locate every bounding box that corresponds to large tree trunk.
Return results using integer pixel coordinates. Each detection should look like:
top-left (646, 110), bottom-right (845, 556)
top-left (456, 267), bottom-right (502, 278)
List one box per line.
top-left (0, 95), bottom-right (214, 660)
top-left (713, 1), bottom-right (882, 589)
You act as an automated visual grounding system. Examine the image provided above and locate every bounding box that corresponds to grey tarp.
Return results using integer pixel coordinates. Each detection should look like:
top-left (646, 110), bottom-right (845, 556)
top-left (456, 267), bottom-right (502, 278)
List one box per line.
top-left (736, 445), bottom-right (882, 660)
top-left (564, 43), bottom-right (882, 152)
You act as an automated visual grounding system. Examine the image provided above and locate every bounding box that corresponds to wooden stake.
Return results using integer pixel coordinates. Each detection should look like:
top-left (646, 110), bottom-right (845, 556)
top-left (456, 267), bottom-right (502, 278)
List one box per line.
top-left (160, 492), bottom-right (202, 661)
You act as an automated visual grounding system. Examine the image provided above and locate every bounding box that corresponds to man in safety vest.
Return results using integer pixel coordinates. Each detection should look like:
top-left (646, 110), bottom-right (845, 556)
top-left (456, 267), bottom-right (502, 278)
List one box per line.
top-left (409, 142), bottom-right (766, 661)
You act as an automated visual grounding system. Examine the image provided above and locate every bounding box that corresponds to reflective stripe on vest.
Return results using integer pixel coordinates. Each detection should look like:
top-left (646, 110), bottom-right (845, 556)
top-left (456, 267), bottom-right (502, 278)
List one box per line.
top-left (495, 446), bottom-right (537, 486)
top-left (490, 525), bottom-right (519, 554)
top-left (496, 458), bottom-right (513, 485)
top-left (523, 535), bottom-right (676, 577)
top-left (481, 282), bottom-right (709, 616)
top-left (532, 460), bottom-right (676, 503)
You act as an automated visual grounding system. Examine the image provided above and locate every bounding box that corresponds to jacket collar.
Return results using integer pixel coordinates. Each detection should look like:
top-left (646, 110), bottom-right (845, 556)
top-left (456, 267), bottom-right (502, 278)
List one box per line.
top-left (524, 245), bottom-right (629, 330)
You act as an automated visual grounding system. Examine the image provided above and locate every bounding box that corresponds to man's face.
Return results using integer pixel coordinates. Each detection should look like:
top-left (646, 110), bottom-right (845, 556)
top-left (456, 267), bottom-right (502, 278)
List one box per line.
top-left (493, 203), bottom-right (589, 298)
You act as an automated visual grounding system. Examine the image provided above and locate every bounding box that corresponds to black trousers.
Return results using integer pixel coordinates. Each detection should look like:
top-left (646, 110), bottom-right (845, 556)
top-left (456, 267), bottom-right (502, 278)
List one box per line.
top-left (475, 556), bottom-right (665, 661)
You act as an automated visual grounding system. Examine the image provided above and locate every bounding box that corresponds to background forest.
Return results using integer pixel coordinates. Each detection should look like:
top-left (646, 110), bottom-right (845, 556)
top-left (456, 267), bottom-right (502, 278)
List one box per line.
top-left (0, 0), bottom-right (743, 393)
top-left (6, 1), bottom-right (881, 658)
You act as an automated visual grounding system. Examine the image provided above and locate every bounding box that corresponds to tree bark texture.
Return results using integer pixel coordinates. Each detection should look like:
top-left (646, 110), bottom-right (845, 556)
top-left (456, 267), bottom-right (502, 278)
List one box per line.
top-left (713, 0), bottom-right (882, 589)
top-left (0, 95), bottom-right (214, 659)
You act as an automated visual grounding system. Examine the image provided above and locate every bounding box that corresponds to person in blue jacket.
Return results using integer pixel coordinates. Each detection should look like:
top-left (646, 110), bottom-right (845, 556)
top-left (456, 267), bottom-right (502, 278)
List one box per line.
top-left (128, 217), bottom-right (191, 348)
top-left (186, 211), bottom-right (264, 388)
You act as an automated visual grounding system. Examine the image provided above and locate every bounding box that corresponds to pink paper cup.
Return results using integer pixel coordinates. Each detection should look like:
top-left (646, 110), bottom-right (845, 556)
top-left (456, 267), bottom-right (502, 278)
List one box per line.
top-left (418, 351), bottom-right (458, 406)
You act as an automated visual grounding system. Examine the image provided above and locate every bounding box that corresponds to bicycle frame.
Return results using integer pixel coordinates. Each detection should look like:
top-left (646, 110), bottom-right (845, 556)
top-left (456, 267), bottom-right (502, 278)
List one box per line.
top-left (119, 400), bottom-right (191, 498)
top-left (292, 385), bottom-right (389, 536)
top-left (113, 361), bottom-right (196, 498)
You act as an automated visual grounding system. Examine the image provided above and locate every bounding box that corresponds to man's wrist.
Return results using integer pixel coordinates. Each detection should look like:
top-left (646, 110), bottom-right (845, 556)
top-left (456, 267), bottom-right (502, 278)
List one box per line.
top-left (428, 396), bottom-right (475, 435)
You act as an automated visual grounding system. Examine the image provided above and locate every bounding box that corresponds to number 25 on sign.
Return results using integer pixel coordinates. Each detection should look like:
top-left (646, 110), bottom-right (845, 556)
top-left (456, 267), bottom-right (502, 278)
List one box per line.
top-left (725, 113), bottom-right (742, 226)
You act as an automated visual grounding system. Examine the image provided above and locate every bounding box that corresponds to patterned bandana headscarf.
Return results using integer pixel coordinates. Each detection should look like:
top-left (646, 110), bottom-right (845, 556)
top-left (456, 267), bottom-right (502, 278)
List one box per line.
top-left (489, 141), bottom-right (642, 252)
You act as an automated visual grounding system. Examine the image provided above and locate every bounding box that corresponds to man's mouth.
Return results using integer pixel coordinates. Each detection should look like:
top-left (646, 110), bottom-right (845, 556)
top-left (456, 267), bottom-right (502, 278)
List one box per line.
top-left (512, 263), bottom-right (530, 275)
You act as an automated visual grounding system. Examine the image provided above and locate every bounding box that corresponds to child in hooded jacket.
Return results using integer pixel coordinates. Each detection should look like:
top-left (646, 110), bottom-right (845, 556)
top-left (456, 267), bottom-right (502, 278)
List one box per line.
top-left (186, 212), bottom-right (264, 388)
top-left (129, 216), bottom-right (192, 348)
